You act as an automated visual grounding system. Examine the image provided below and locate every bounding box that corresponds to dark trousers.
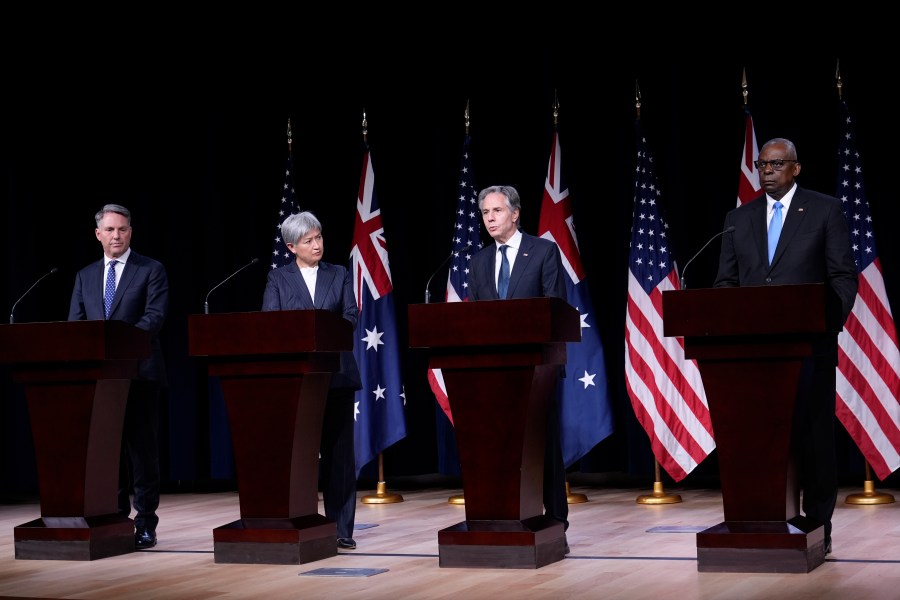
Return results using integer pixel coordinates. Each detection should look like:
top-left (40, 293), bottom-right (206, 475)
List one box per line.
top-left (320, 387), bottom-right (357, 539)
top-left (794, 356), bottom-right (838, 543)
top-left (118, 379), bottom-right (161, 532)
top-left (543, 395), bottom-right (568, 530)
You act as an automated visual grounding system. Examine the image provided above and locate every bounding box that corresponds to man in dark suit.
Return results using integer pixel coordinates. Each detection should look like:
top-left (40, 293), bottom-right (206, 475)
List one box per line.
top-left (469, 184), bottom-right (570, 546)
top-left (68, 204), bottom-right (169, 550)
top-left (714, 138), bottom-right (858, 555)
top-left (262, 211), bottom-right (361, 551)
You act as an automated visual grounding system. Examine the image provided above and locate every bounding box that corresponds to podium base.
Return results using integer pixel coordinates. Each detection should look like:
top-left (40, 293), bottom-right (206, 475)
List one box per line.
top-left (438, 516), bottom-right (565, 569)
top-left (213, 515), bottom-right (337, 564)
top-left (696, 517), bottom-right (826, 573)
top-left (14, 515), bottom-right (135, 561)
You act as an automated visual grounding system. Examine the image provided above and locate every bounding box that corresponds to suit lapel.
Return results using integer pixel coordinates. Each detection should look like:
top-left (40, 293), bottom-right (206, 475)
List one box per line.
top-left (287, 263), bottom-right (314, 308)
top-left (506, 234), bottom-right (533, 298)
top-left (110, 254), bottom-right (139, 318)
top-left (313, 264), bottom-right (336, 309)
top-left (770, 191), bottom-right (809, 267)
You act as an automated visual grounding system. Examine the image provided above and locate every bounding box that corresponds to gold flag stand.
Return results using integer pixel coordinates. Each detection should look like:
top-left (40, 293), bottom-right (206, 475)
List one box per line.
top-left (636, 460), bottom-right (682, 505)
top-left (361, 454), bottom-right (403, 504)
top-left (566, 480), bottom-right (587, 504)
top-left (845, 461), bottom-right (895, 505)
top-left (447, 493), bottom-right (465, 505)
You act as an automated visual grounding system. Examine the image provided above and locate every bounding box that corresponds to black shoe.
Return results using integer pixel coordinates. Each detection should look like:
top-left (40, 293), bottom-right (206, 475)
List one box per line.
top-left (337, 537), bottom-right (356, 550)
top-left (135, 528), bottom-right (157, 549)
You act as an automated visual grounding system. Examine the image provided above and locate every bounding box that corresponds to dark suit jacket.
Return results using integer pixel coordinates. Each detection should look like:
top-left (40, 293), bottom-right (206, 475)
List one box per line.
top-left (262, 260), bottom-right (361, 390)
top-left (68, 250), bottom-right (169, 383)
top-left (714, 186), bottom-right (858, 358)
top-left (469, 232), bottom-right (566, 301)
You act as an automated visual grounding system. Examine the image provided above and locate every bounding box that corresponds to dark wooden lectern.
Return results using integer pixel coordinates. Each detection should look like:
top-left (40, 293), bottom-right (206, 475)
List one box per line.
top-left (663, 283), bottom-right (842, 573)
top-left (409, 297), bottom-right (580, 568)
top-left (0, 320), bottom-right (150, 560)
top-left (188, 310), bottom-right (351, 565)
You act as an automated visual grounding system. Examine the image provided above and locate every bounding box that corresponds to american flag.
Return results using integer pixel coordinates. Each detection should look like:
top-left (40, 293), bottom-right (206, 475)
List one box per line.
top-left (737, 108), bottom-right (761, 206)
top-left (271, 119), bottom-right (300, 269)
top-left (426, 133), bottom-right (482, 425)
top-left (835, 98), bottom-right (900, 481)
top-left (624, 120), bottom-right (715, 482)
top-left (350, 146), bottom-right (408, 477)
top-left (537, 130), bottom-right (613, 467)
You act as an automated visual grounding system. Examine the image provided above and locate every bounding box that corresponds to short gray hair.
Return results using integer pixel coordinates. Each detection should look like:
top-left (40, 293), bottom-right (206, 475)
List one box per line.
top-left (281, 211), bottom-right (322, 245)
top-left (95, 204), bottom-right (131, 227)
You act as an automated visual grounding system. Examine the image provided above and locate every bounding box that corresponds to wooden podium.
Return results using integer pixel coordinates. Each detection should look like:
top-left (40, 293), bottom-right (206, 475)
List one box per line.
top-left (663, 283), bottom-right (842, 573)
top-left (409, 297), bottom-right (580, 568)
top-left (188, 310), bottom-right (351, 565)
top-left (0, 320), bottom-right (150, 560)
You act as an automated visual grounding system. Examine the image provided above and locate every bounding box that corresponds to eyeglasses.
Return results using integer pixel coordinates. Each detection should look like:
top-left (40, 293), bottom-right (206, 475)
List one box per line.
top-left (754, 159), bottom-right (797, 171)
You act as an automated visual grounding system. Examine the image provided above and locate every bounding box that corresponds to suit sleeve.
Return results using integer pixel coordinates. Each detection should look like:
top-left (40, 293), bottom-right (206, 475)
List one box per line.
top-left (825, 200), bottom-right (859, 323)
top-left (262, 270), bottom-right (281, 311)
top-left (542, 243), bottom-right (567, 300)
top-left (340, 267), bottom-right (358, 327)
top-left (68, 270), bottom-right (87, 320)
top-left (134, 261), bottom-right (169, 334)
top-left (714, 212), bottom-right (739, 288)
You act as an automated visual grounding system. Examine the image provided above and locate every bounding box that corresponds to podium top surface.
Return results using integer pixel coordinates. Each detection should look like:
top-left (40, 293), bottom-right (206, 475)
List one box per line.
top-left (0, 320), bottom-right (151, 363)
top-left (189, 310), bottom-right (352, 357)
top-left (408, 297), bottom-right (580, 348)
top-left (662, 283), bottom-right (842, 338)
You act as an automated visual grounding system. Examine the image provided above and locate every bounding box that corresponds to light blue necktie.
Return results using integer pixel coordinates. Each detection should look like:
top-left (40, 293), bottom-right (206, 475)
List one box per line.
top-left (104, 259), bottom-right (118, 319)
top-left (767, 202), bottom-right (783, 265)
top-left (497, 245), bottom-right (510, 299)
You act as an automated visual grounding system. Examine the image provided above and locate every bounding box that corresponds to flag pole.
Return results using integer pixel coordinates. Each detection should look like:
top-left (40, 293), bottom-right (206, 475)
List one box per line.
top-left (832, 61), bottom-right (895, 507)
top-left (361, 453), bottom-right (404, 504)
top-left (630, 80), bottom-right (682, 506)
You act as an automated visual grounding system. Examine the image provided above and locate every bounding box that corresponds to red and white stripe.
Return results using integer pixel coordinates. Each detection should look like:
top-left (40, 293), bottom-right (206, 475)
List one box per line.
top-left (737, 112), bottom-right (760, 206)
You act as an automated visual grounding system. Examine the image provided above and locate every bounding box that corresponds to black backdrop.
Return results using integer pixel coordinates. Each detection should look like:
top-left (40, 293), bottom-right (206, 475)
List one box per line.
top-left (4, 51), bottom-right (899, 495)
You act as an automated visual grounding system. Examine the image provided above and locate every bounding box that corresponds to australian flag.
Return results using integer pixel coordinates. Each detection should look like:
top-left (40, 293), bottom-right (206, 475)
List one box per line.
top-left (350, 146), bottom-right (408, 477)
top-left (537, 131), bottom-right (614, 467)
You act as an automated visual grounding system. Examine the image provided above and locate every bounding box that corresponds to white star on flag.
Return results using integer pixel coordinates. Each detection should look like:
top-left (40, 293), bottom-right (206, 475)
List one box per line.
top-left (578, 371), bottom-right (596, 389)
top-left (372, 384), bottom-right (386, 401)
top-left (362, 326), bottom-right (384, 351)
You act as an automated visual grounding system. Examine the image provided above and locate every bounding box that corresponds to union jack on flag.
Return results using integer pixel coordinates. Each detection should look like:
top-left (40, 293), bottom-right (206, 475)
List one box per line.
top-left (350, 146), bottom-right (408, 477)
top-left (537, 130), bottom-right (613, 467)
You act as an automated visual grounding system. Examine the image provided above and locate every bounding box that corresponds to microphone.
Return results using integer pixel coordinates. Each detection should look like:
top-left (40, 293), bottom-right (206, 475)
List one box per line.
top-left (10, 268), bottom-right (58, 324)
top-left (425, 244), bottom-right (471, 304)
top-left (204, 258), bottom-right (260, 314)
top-left (679, 226), bottom-right (735, 289)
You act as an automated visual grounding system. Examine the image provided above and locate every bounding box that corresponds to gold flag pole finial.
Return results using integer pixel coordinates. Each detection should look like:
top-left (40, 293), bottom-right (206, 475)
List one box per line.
top-left (553, 90), bottom-right (560, 128)
top-left (464, 99), bottom-right (470, 137)
top-left (361, 110), bottom-right (368, 145)
top-left (286, 118), bottom-right (292, 153)
top-left (635, 80), bottom-right (642, 119)
top-left (836, 59), bottom-right (843, 100)
top-left (742, 67), bottom-right (749, 107)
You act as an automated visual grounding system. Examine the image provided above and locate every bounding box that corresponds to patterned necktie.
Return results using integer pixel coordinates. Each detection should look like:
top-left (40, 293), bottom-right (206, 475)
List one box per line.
top-left (497, 245), bottom-right (510, 299)
top-left (767, 201), bottom-right (784, 265)
top-left (104, 260), bottom-right (118, 319)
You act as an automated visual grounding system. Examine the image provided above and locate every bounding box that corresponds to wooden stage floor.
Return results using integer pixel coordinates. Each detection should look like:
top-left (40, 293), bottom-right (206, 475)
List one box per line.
top-left (1, 483), bottom-right (899, 599)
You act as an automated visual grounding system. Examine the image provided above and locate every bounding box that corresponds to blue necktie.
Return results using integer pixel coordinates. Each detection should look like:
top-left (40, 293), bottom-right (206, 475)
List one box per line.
top-left (767, 201), bottom-right (783, 265)
top-left (497, 245), bottom-right (510, 299)
top-left (104, 259), bottom-right (118, 319)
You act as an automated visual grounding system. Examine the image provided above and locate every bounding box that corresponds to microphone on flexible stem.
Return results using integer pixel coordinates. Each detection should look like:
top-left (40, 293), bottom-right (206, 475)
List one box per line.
top-left (679, 226), bottom-right (735, 290)
top-left (424, 244), bottom-right (472, 304)
top-left (204, 258), bottom-right (260, 314)
top-left (10, 268), bottom-right (59, 324)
